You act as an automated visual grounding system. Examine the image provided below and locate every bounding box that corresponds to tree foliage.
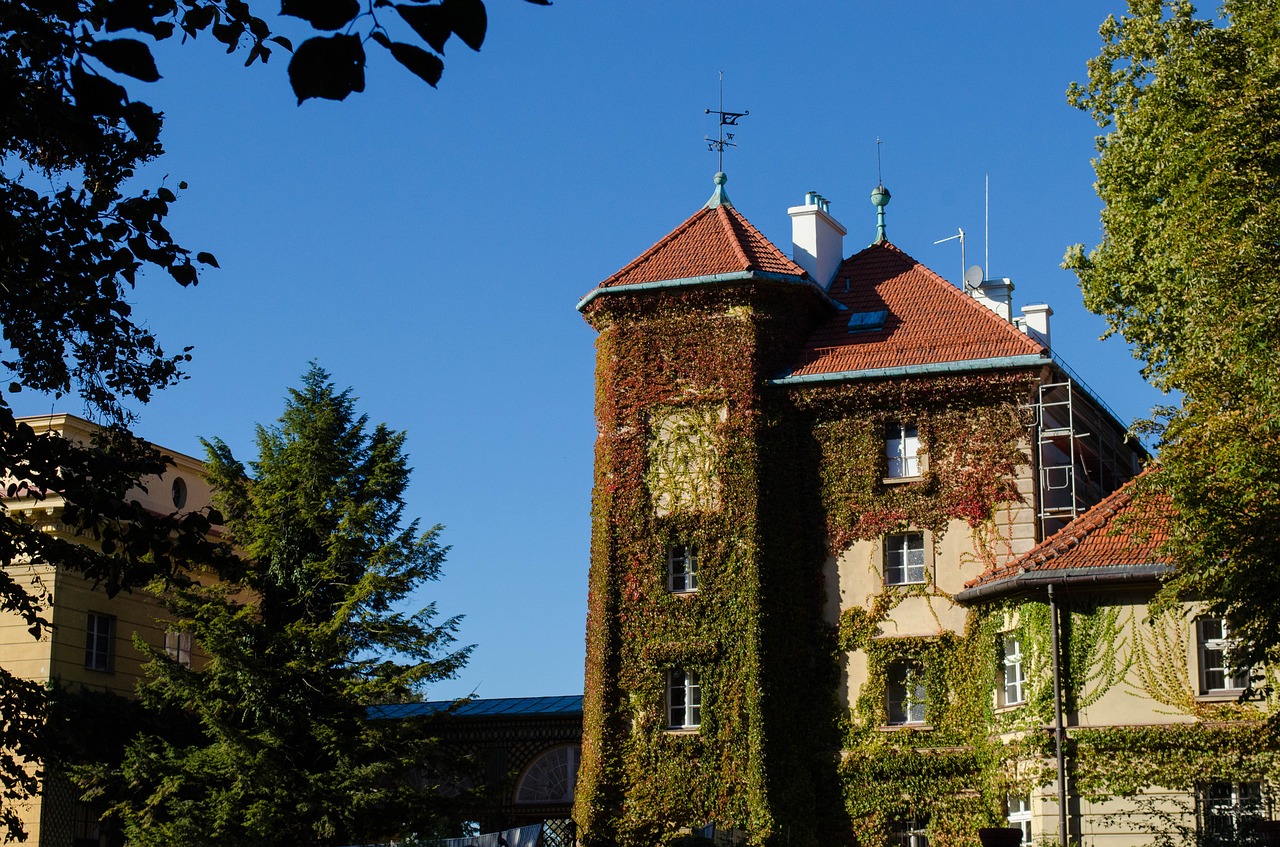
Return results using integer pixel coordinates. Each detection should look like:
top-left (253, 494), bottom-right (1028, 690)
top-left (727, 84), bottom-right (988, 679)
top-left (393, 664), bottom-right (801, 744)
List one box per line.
top-left (2, 0), bottom-right (542, 838)
top-left (95, 366), bottom-right (471, 845)
top-left (1065, 0), bottom-right (1280, 666)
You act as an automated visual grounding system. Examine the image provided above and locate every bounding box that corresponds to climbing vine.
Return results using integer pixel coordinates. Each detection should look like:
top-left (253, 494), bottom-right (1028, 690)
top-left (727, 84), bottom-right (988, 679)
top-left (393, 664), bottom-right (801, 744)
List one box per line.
top-left (575, 277), bottom-right (1277, 847)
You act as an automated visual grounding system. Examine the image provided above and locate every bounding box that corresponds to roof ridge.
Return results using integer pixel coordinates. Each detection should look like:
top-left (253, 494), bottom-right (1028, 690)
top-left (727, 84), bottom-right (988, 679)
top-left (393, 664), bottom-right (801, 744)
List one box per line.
top-left (717, 206), bottom-right (753, 270)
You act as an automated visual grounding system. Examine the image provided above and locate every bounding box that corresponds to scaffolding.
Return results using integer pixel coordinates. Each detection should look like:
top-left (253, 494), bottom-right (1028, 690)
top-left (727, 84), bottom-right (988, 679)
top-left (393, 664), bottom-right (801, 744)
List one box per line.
top-left (1035, 380), bottom-right (1141, 540)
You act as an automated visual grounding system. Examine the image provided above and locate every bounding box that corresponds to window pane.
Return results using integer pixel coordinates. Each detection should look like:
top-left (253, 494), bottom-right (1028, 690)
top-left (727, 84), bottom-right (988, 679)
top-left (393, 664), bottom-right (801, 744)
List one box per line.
top-left (885, 533), bottom-right (925, 585)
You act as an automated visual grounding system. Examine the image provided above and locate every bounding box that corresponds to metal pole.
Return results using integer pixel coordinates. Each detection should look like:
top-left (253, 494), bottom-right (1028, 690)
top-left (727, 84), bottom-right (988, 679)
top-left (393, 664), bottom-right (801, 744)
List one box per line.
top-left (1048, 583), bottom-right (1068, 847)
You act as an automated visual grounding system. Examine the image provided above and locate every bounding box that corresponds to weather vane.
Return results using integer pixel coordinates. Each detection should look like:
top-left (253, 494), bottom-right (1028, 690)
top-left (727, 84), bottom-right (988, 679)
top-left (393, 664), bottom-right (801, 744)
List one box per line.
top-left (705, 71), bottom-right (748, 173)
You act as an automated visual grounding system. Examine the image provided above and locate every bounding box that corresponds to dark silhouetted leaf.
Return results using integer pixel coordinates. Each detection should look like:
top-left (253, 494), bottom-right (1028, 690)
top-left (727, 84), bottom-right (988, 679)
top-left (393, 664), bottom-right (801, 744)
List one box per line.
top-left (288, 34), bottom-right (366, 103)
top-left (103, 0), bottom-right (156, 32)
top-left (89, 38), bottom-right (162, 81)
top-left (181, 5), bottom-right (216, 33)
top-left (388, 41), bottom-right (443, 86)
top-left (444, 0), bottom-right (485, 51)
top-left (196, 252), bottom-right (219, 268)
top-left (369, 30), bottom-right (392, 48)
top-left (523, 0), bottom-right (551, 4)
top-left (122, 102), bottom-right (161, 144)
top-left (168, 262), bottom-right (198, 287)
top-left (270, 35), bottom-right (294, 51)
top-left (70, 64), bottom-right (127, 117)
top-left (8, 384), bottom-right (20, 393)
top-left (281, 0), bottom-right (360, 31)
top-left (395, 3), bottom-right (450, 54)
top-left (157, 187), bottom-right (176, 202)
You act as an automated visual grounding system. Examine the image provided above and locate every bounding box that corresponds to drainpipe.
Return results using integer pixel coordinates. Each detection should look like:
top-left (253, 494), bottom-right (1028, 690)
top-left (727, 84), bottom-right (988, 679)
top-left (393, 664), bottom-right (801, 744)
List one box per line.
top-left (1048, 584), bottom-right (1068, 847)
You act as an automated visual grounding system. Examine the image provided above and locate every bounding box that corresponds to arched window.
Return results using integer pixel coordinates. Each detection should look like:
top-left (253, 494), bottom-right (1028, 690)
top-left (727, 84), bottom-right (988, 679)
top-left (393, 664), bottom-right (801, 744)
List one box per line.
top-left (514, 745), bottom-right (581, 805)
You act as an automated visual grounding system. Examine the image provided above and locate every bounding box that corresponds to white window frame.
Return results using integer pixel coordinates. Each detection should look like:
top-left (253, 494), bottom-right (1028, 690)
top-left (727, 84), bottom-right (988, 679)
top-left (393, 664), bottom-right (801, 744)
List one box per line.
top-left (1007, 794), bottom-right (1032, 845)
top-left (886, 662), bottom-right (927, 726)
top-left (667, 544), bottom-right (698, 593)
top-left (1001, 634), bottom-right (1026, 706)
top-left (85, 612), bottom-right (115, 672)
top-left (1197, 618), bottom-right (1249, 694)
top-left (884, 532), bottom-right (926, 586)
top-left (667, 669), bottom-right (701, 730)
top-left (165, 630), bottom-right (194, 668)
top-left (888, 817), bottom-right (929, 847)
top-left (886, 423), bottom-right (921, 479)
top-left (1199, 781), bottom-right (1266, 846)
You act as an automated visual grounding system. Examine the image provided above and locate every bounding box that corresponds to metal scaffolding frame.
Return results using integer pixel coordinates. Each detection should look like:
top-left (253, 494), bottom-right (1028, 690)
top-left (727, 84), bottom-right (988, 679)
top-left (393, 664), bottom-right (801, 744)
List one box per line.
top-left (1035, 380), bottom-right (1139, 540)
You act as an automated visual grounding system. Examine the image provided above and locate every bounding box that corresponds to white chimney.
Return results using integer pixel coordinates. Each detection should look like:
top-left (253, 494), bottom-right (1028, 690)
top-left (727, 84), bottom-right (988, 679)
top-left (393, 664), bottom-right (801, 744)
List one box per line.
top-left (788, 191), bottom-right (847, 289)
top-left (1019, 303), bottom-right (1053, 350)
top-left (972, 277), bottom-right (1015, 322)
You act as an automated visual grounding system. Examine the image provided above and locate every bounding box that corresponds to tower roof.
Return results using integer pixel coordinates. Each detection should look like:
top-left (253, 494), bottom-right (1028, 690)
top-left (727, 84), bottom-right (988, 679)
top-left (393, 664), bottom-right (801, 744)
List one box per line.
top-left (595, 203), bottom-right (807, 291)
top-left (784, 241), bottom-right (1046, 378)
top-left (956, 468), bottom-right (1170, 602)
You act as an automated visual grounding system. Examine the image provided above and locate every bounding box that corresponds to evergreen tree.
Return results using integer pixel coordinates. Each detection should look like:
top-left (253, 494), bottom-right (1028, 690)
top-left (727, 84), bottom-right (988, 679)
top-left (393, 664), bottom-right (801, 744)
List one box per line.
top-left (107, 365), bottom-right (471, 845)
top-left (1065, 0), bottom-right (1280, 667)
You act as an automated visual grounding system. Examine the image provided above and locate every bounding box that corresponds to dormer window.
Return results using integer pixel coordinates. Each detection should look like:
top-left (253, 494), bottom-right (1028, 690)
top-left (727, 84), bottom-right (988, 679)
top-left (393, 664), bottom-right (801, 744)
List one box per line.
top-left (886, 423), bottom-right (921, 478)
top-left (847, 309), bottom-right (888, 333)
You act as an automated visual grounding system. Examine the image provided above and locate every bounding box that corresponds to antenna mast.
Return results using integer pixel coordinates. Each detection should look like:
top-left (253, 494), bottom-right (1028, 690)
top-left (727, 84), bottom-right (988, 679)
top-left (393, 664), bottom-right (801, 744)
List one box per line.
top-left (705, 71), bottom-right (748, 172)
top-left (933, 228), bottom-right (967, 288)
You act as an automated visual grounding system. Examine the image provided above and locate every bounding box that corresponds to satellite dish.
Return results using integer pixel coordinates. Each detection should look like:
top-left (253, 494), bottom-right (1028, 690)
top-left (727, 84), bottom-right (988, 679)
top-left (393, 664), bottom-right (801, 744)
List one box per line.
top-left (963, 265), bottom-right (985, 291)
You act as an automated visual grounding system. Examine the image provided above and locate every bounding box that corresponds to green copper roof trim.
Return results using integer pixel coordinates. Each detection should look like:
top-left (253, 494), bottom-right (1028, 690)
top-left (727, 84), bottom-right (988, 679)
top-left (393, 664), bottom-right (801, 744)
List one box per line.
top-left (576, 270), bottom-right (846, 312)
top-left (768, 353), bottom-right (1049, 385)
top-left (706, 171), bottom-right (732, 208)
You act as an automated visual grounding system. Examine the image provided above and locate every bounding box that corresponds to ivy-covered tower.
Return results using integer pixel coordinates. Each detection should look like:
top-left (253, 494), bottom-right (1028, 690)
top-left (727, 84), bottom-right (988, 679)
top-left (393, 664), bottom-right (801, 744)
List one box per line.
top-left (574, 173), bottom-right (836, 847)
top-left (575, 175), bottom-right (1145, 847)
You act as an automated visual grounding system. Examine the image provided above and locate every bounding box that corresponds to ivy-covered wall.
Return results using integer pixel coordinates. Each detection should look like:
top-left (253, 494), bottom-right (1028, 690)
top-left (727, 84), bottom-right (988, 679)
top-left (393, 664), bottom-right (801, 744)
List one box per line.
top-left (576, 279), bottom-right (1276, 847)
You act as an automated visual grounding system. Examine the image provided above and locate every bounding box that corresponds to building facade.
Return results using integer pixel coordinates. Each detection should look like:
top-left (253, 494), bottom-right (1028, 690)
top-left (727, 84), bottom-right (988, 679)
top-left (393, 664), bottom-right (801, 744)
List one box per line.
top-left (0, 414), bottom-right (215, 847)
top-left (571, 175), bottom-right (1184, 847)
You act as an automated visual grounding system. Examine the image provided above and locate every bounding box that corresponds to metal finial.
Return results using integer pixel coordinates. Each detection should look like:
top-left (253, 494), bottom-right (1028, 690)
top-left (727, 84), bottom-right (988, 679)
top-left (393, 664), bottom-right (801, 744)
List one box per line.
top-left (706, 171), bottom-right (732, 208)
top-left (704, 71), bottom-right (749, 175)
top-left (871, 183), bottom-right (891, 243)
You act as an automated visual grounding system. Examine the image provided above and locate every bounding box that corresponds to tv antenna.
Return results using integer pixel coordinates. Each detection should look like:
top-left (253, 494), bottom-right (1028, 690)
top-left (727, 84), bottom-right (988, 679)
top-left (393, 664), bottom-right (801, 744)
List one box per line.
top-left (705, 71), bottom-right (748, 173)
top-left (933, 228), bottom-right (967, 289)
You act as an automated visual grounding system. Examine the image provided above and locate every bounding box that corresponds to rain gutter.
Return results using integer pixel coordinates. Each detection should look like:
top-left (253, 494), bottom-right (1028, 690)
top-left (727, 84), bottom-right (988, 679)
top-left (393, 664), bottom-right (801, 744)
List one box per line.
top-left (768, 353), bottom-right (1049, 386)
top-left (575, 271), bottom-right (845, 312)
top-left (952, 563), bottom-right (1170, 605)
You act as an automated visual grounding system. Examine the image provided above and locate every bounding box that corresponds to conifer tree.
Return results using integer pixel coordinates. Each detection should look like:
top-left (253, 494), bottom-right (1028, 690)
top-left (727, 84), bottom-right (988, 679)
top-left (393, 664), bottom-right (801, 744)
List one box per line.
top-left (107, 365), bottom-right (470, 845)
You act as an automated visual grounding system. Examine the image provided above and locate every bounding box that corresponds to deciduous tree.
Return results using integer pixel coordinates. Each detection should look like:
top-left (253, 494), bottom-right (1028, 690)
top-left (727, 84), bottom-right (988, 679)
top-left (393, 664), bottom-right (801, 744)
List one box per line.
top-left (99, 366), bottom-right (470, 845)
top-left (1066, 0), bottom-right (1280, 667)
top-left (2, 0), bottom-right (541, 837)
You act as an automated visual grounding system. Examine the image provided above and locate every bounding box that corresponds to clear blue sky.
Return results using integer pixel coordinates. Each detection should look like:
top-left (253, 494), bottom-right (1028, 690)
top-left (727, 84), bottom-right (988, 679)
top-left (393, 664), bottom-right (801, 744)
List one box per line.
top-left (17, 1), bottom-right (1163, 700)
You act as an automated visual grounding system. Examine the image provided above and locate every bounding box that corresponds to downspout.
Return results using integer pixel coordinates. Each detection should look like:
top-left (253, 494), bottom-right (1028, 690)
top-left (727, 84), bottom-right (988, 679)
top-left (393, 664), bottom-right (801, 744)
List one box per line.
top-left (1048, 583), bottom-right (1068, 847)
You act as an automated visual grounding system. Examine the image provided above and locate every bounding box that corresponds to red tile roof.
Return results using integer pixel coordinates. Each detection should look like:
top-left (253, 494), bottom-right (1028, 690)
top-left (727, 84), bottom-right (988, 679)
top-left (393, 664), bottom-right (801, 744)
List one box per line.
top-left (964, 468), bottom-right (1169, 593)
top-left (597, 204), bottom-right (807, 289)
top-left (788, 242), bottom-right (1046, 376)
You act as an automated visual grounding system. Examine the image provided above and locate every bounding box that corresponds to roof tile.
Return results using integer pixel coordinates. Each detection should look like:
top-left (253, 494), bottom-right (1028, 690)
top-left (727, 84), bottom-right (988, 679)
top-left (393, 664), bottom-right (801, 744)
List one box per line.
top-left (788, 242), bottom-right (1045, 376)
top-left (965, 468), bottom-right (1169, 590)
top-left (598, 204), bottom-right (806, 290)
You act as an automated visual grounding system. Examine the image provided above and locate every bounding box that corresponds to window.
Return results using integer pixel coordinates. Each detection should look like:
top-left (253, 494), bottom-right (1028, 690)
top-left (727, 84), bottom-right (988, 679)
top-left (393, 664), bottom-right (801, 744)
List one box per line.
top-left (888, 817), bottom-right (929, 847)
top-left (886, 423), bottom-right (921, 478)
top-left (847, 309), bottom-right (889, 333)
top-left (515, 745), bottom-right (581, 805)
top-left (667, 544), bottom-right (698, 593)
top-left (1198, 618), bottom-right (1249, 694)
top-left (667, 669), bottom-right (701, 729)
top-left (84, 612), bottom-right (115, 672)
top-left (1001, 634), bottom-right (1026, 706)
top-left (884, 532), bottom-right (926, 586)
top-left (165, 630), bottom-right (194, 668)
top-left (1007, 795), bottom-right (1032, 845)
top-left (1200, 781), bottom-right (1266, 846)
top-left (171, 476), bottom-right (187, 509)
top-left (886, 662), bottom-right (926, 726)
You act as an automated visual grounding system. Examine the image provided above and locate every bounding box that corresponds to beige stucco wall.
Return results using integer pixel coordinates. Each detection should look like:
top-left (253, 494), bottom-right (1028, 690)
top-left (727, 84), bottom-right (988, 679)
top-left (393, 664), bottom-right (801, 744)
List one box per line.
top-left (0, 414), bottom-right (217, 846)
